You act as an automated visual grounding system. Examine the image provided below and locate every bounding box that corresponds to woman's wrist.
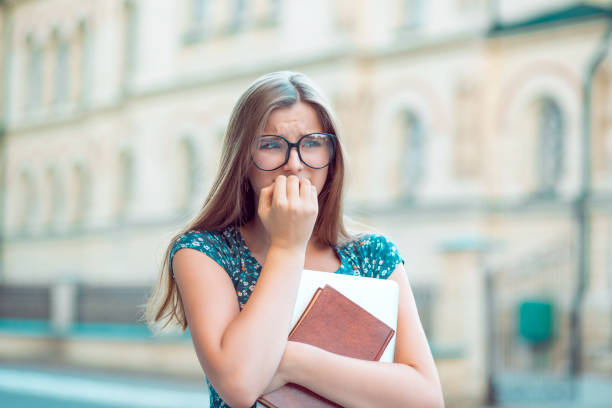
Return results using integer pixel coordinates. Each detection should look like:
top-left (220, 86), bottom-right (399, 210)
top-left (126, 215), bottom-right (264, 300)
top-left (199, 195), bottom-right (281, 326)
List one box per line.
top-left (267, 243), bottom-right (307, 262)
top-left (279, 341), bottom-right (316, 385)
top-left (278, 341), bottom-right (299, 384)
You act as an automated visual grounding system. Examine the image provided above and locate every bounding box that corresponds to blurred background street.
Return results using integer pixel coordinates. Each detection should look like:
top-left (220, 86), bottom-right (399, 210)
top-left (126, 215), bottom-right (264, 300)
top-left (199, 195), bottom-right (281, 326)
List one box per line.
top-left (1, 0), bottom-right (612, 407)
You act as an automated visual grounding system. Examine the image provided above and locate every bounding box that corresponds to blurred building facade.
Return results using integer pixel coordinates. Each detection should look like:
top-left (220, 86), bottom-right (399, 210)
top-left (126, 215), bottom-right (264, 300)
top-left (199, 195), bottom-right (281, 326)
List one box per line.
top-left (1, 0), bottom-right (612, 406)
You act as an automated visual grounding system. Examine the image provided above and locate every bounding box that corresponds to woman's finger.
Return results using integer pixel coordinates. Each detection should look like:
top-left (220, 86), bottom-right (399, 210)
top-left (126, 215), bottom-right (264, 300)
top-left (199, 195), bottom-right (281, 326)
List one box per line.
top-left (273, 175), bottom-right (287, 206)
top-left (286, 175), bottom-right (300, 204)
top-left (299, 178), bottom-right (312, 201)
top-left (258, 184), bottom-right (273, 213)
top-left (310, 185), bottom-right (319, 212)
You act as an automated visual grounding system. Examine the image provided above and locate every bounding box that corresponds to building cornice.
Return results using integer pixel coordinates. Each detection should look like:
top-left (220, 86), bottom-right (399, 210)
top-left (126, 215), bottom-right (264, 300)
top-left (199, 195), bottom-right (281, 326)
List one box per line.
top-left (488, 4), bottom-right (612, 37)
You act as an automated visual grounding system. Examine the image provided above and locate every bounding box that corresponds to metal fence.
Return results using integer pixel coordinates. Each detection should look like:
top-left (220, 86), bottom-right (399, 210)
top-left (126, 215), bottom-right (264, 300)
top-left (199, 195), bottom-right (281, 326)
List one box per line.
top-left (0, 285), bottom-right (51, 320)
top-left (485, 238), bottom-right (578, 405)
top-left (0, 284), bottom-right (150, 325)
top-left (76, 286), bottom-right (150, 323)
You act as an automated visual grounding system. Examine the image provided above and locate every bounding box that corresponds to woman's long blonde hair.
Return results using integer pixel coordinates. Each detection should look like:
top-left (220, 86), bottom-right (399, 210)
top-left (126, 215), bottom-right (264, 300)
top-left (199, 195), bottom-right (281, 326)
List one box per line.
top-left (146, 71), bottom-right (351, 331)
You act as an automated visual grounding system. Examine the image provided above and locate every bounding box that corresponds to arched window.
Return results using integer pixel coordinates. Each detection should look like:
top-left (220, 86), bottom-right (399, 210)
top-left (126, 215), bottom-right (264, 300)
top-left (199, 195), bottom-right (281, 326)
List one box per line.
top-left (116, 150), bottom-right (134, 218)
top-left (229, 0), bottom-right (247, 32)
top-left (537, 98), bottom-right (564, 195)
top-left (400, 111), bottom-right (425, 196)
top-left (71, 21), bottom-right (89, 103)
top-left (55, 33), bottom-right (70, 104)
top-left (44, 167), bottom-right (62, 228)
top-left (398, 0), bottom-right (424, 30)
top-left (70, 164), bottom-right (89, 226)
top-left (122, 1), bottom-right (139, 85)
top-left (191, 0), bottom-right (207, 27)
top-left (176, 138), bottom-right (200, 211)
top-left (183, 0), bottom-right (212, 43)
top-left (16, 170), bottom-right (36, 232)
top-left (266, 0), bottom-right (280, 25)
top-left (26, 35), bottom-right (42, 111)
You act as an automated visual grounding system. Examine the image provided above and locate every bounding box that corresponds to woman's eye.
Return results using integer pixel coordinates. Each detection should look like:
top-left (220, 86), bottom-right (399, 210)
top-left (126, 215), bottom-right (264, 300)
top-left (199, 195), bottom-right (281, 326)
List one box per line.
top-left (303, 140), bottom-right (322, 148)
top-left (259, 141), bottom-right (281, 150)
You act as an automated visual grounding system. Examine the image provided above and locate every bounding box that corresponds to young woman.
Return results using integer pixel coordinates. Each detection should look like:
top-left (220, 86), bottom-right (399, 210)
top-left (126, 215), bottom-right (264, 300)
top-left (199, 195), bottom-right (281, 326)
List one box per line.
top-left (146, 71), bottom-right (443, 408)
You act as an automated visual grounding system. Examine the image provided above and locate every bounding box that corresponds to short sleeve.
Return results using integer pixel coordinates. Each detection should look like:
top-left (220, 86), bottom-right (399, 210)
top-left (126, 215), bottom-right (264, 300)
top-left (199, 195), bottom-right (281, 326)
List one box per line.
top-left (356, 234), bottom-right (404, 279)
top-left (169, 230), bottom-right (229, 278)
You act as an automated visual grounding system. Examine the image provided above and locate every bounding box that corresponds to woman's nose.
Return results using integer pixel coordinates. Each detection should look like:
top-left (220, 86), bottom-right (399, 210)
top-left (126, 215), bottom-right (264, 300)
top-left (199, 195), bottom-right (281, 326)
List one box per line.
top-left (283, 147), bottom-right (303, 171)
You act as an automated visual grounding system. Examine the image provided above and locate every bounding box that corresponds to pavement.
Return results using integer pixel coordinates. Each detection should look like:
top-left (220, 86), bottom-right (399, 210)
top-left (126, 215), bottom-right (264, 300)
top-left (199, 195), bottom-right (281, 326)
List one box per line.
top-left (486, 372), bottom-right (612, 408)
top-left (0, 363), bottom-right (210, 408)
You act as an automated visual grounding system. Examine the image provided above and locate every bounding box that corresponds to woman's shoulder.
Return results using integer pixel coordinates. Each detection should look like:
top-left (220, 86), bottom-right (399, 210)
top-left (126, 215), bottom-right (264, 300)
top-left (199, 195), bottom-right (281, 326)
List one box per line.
top-left (337, 232), bottom-right (404, 279)
top-left (340, 232), bottom-right (399, 253)
top-left (169, 226), bottom-right (241, 266)
top-left (172, 228), bottom-right (231, 250)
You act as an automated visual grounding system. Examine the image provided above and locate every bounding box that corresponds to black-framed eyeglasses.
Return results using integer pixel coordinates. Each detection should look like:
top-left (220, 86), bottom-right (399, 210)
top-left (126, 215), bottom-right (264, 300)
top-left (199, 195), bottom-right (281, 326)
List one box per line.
top-left (251, 132), bottom-right (337, 171)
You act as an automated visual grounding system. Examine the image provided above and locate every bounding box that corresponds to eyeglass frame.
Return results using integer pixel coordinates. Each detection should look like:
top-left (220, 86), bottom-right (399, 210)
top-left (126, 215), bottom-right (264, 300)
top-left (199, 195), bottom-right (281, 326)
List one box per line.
top-left (251, 132), bottom-right (337, 171)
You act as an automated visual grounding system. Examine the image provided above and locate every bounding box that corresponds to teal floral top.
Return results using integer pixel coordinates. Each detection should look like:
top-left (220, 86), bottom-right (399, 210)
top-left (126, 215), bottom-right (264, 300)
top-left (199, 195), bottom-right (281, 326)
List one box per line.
top-left (169, 225), bottom-right (404, 408)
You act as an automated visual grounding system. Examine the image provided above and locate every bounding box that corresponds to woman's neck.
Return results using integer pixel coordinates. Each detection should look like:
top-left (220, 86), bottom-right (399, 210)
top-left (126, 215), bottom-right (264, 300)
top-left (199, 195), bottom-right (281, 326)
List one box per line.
top-left (240, 217), bottom-right (340, 272)
top-left (240, 216), bottom-right (270, 255)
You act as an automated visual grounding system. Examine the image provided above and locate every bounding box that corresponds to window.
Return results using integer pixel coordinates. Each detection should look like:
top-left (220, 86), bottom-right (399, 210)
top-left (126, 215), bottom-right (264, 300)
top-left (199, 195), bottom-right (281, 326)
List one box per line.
top-left (55, 38), bottom-right (69, 104)
top-left (191, 0), bottom-right (207, 26)
top-left (26, 37), bottom-right (42, 111)
top-left (265, 0), bottom-right (280, 25)
top-left (70, 164), bottom-right (89, 226)
top-left (44, 167), bottom-right (62, 228)
top-left (183, 0), bottom-right (210, 43)
top-left (116, 150), bottom-right (134, 218)
top-left (537, 98), bottom-right (564, 195)
top-left (400, 111), bottom-right (425, 196)
top-left (122, 1), bottom-right (138, 85)
top-left (399, 0), bottom-right (424, 30)
top-left (176, 138), bottom-right (199, 211)
top-left (73, 21), bottom-right (90, 104)
top-left (229, 0), bottom-right (247, 32)
top-left (16, 170), bottom-right (36, 232)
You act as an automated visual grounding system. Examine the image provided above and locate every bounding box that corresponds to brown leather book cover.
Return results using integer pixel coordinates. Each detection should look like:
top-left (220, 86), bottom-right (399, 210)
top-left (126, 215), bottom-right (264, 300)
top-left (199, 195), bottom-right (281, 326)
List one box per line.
top-left (258, 284), bottom-right (395, 408)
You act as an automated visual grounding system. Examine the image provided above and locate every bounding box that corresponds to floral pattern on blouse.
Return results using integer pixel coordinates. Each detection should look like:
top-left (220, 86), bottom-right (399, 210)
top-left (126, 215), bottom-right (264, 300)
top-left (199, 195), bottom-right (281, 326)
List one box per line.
top-left (169, 225), bottom-right (404, 408)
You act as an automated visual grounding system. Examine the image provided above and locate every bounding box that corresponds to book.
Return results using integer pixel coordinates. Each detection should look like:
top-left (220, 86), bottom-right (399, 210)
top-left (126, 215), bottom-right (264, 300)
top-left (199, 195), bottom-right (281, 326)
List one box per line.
top-left (257, 284), bottom-right (396, 408)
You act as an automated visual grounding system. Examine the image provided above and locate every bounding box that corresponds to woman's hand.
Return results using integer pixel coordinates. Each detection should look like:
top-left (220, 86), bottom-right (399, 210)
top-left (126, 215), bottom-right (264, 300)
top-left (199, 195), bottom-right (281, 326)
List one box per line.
top-left (258, 175), bottom-right (318, 251)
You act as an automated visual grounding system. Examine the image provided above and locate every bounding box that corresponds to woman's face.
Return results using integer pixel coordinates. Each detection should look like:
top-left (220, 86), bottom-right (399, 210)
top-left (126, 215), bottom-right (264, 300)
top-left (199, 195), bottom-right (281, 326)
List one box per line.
top-left (247, 101), bottom-right (330, 199)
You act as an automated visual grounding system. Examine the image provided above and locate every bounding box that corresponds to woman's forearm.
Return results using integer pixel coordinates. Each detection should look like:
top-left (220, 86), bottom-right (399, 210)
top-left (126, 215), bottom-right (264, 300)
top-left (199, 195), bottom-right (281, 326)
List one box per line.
top-left (282, 341), bottom-right (444, 408)
top-left (216, 245), bottom-right (305, 402)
